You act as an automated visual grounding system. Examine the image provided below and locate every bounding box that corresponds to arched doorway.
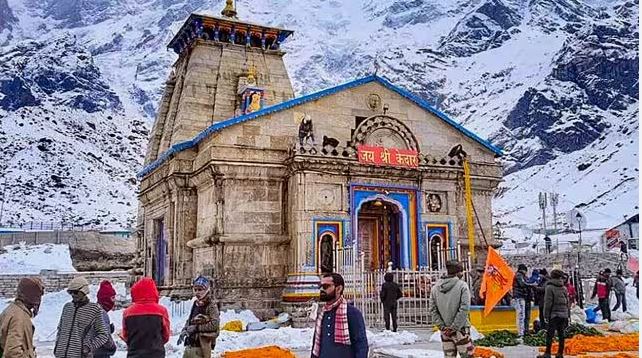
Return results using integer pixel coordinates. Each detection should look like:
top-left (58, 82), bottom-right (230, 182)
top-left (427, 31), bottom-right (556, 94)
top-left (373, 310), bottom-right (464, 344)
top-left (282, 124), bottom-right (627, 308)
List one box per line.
top-left (357, 199), bottom-right (403, 270)
top-left (319, 233), bottom-right (335, 273)
top-left (429, 234), bottom-right (444, 270)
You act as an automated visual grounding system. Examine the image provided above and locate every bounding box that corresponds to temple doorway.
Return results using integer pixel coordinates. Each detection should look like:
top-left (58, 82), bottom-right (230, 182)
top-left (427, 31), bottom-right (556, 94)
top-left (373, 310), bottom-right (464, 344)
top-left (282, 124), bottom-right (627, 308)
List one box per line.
top-left (319, 233), bottom-right (335, 273)
top-left (357, 199), bottom-right (402, 270)
top-left (429, 234), bottom-right (444, 270)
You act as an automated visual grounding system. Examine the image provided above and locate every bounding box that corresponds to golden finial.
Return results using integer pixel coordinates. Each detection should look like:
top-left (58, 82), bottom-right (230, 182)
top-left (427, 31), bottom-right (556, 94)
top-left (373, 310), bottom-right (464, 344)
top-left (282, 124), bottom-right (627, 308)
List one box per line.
top-left (247, 64), bottom-right (257, 85)
top-left (221, 0), bottom-right (237, 18)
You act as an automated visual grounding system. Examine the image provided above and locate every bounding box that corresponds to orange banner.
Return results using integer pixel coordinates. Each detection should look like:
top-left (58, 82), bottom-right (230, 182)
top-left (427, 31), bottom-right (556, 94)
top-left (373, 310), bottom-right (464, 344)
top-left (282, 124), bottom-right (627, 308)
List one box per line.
top-left (357, 145), bottom-right (418, 168)
top-left (479, 247), bottom-right (515, 317)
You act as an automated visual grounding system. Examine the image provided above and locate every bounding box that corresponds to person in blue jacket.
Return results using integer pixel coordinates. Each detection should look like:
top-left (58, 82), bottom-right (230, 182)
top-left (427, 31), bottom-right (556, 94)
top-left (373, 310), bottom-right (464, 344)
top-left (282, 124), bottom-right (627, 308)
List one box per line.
top-left (311, 273), bottom-right (368, 358)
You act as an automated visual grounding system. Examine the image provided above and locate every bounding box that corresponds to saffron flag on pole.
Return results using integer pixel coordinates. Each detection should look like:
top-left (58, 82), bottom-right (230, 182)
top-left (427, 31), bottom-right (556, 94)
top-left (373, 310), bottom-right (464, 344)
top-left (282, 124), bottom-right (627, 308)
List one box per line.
top-left (479, 246), bottom-right (515, 317)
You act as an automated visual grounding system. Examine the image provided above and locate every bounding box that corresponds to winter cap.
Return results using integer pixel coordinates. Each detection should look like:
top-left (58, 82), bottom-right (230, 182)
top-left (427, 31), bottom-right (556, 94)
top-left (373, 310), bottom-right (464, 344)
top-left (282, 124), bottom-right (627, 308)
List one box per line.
top-left (16, 277), bottom-right (45, 307)
top-left (193, 275), bottom-right (210, 288)
top-left (68, 276), bottom-right (90, 295)
top-left (446, 260), bottom-right (463, 275)
top-left (517, 264), bottom-right (528, 272)
top-left (97, 280), bottom-right (117, 311)
top-left (384, 272), bottom-right (394, 282)
top-left (604, 268), bottom-right (612, 274)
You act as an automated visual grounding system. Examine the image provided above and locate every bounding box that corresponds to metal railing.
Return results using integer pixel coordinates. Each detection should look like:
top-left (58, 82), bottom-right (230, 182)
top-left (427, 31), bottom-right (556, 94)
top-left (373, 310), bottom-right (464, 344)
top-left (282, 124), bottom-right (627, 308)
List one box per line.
top-left (335, 243), bottom-right (471, 328)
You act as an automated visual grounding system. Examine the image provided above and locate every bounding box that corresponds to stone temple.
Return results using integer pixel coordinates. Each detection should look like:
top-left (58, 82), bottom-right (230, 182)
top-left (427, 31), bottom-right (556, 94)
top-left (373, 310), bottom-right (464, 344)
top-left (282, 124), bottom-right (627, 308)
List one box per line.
top-left (135, 1), bottom-right (503, 313)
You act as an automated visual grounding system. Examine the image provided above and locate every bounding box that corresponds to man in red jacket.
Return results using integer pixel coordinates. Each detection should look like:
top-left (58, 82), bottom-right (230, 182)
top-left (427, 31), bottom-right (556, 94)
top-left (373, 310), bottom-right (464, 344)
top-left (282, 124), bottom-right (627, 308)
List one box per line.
top-left (122, 278), bottom-right (170, 357)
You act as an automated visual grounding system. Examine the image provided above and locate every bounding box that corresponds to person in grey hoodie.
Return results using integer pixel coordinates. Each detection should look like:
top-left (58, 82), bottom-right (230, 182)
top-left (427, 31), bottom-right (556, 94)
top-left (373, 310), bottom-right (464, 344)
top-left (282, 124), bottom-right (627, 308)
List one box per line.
top-left (537, 269), bottom-right (570, 358)
top-left (611, 269), bottom-right (627, 312)
top-left (429, 260), bottom-right (474, 358)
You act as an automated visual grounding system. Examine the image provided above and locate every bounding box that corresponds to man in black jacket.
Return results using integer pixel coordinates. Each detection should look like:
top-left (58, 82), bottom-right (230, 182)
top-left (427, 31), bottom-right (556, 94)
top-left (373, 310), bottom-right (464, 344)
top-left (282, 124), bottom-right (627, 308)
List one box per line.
top-left (380, 272), bottom-right (403, 332)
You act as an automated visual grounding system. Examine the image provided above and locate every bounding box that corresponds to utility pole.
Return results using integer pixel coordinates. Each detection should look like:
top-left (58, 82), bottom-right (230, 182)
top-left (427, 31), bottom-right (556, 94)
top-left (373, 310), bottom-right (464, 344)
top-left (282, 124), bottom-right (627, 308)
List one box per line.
top-left (0, 176), bottom-right (6, 227)
top-left (550, 192), bottom-right (559, 251)
top-left (539, 192), bottom-right (548, 236)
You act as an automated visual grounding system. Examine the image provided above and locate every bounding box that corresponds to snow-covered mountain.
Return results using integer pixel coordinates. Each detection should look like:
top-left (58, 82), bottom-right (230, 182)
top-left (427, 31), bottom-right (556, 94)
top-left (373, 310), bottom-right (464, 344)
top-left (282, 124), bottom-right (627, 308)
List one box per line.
top-left (0, 0), bottom-right (638, 230)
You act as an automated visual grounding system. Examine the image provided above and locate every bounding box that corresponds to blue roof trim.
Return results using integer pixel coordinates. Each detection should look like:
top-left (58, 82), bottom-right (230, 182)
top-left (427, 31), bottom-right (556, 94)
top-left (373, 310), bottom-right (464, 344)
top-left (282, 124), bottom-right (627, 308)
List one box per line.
top-left (138, 74), bottom-right (502, 178)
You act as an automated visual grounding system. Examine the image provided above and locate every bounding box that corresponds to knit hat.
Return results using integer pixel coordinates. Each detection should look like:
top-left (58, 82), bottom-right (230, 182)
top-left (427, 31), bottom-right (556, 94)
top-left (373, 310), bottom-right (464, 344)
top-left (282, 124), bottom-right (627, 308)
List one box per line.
top-left (550, 269), bottom-right (565, 279)
top-left (193, 275), bottom-right (210, 288)
top-left (517, 264), bottom-right (528, 272)
top-left (68, 276), bottom-right (90, 295)
top-left (446, 260), bottom-right (463, 275)
top-left (16, 277), bottom-right (45, 308)
top-left (97, 280), bottom-right (116, 311)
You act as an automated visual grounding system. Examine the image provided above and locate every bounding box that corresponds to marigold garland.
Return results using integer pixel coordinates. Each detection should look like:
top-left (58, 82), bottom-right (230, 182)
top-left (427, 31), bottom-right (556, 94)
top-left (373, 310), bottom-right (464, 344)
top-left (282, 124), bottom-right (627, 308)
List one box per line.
top-left (222, 345), bottom-right (296, 358)
top-left (473, 346), bottom-right (505, 358)
top-left (538, 334), bottom-right (639, 355)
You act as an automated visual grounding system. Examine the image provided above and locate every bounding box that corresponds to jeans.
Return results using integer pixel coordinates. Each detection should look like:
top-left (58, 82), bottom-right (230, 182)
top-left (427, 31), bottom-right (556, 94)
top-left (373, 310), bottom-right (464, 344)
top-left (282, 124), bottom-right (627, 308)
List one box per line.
top-left (512, 298), bottom-right (526, 336)
top-left (612, 292), bottom-right (627, 312)
top-left (594, 298), bottom-right (612, 320)
top-left (544, 317), bottom-right (568, 357)
top-left (524, 300), bottom-right (532, 334)
top-left (383, 304), bottom-right (398, 331)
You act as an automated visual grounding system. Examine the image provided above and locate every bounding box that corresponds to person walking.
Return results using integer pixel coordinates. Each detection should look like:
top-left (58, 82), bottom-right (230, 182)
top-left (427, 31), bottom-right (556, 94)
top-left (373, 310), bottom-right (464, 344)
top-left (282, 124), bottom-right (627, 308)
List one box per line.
top-left (591, 269), bottom-right (613, 322)
top-left (94, 280), bottom-right (117, 358)
top-left (122, 277), bottom-right (170, 358)
top-left (179, 275), bottom-right (220, 358)
top-left (311, 273), bottom-right (368, 358)
top-left (512, 264), bottom-right (532, 338)
top-left (429, 261), bottom-right (474, 358)
top-left (611, 269), bottom-right (627, 313)
top-left (54, 276), bottom-right (110, 358)
top-left (379, 272), bottom-right (402, 332)
top-left (537, 269), bottom-right (570, 358)
top-left (0, 277), bottom-right (45, 358)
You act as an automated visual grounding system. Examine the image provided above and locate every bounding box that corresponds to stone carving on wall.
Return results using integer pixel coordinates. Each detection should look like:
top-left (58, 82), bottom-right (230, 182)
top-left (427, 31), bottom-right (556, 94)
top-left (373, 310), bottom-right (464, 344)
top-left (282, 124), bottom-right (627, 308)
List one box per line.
top-left (366, 93), bottom-right (381, 111)
top-left (298, 114), bottom-right (315, 145)
top-left (427, 193), bottom-right (443, 213)
top-left (352, 115), bottom-right (419, 151)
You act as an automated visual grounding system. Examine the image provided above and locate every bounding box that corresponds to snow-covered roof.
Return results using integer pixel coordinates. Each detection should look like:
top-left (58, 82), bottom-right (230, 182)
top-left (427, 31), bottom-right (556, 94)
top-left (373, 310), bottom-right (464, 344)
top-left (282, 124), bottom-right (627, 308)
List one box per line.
top-left (138, 75), bottom-right (503, 178)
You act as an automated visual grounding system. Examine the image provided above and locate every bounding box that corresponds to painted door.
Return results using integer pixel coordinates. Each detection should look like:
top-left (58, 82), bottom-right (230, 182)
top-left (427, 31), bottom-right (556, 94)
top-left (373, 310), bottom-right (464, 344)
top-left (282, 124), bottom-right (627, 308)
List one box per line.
top-left (153, 220), bottom-right (166, 285)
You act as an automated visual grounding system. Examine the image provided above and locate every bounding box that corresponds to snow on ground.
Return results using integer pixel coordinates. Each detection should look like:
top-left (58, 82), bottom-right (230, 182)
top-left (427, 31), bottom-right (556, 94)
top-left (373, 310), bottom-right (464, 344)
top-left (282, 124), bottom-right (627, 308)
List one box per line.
top-left (0, 243), bottom-right (75, 274)
top-left (374, 347), bottom-right (444, 358)
top-left (2, 284), bottom-right (419, 357)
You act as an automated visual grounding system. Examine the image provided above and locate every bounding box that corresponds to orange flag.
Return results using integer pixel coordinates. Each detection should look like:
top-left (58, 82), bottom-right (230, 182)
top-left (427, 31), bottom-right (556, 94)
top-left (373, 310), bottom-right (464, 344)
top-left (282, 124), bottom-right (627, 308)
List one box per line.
top-left (479, 246), bottom-right (515, 317)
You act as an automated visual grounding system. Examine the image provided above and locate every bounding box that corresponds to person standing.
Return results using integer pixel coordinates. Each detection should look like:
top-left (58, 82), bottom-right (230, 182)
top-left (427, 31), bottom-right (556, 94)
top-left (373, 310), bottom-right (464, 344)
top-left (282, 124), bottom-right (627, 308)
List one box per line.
top-left (379, 272), bottom-right (402, 332)
top-left (94, 280), bottom-right (117, 358)
top-left (634, 271), bottom-right (639, 299)
top-left (311, 273), bottom-right (368, 358)
top-left (471, 265), bottom-right (486, 305)
top-left (563, 274), bottom-right (577, 306)
top-left (537, 269), bottom-right (570, 358)
top-left (535, 268), bottom-right (550, 330)
top-left (512, 264), bottom-right (531, 337)
top-left (591, 269), bottom-right (613, 322)
top-left (430, 261), bottom-right (474, 358)
top-left (54, 276), bottom-right (110, 358)
top-left (611, 269), bottom-right (627, 313)
top-left (0, 277), bottom-right (45, 358)
top-left (179, 275), bottom-right (220, 358)
top-left (122, 277), bottom-right (170, 358)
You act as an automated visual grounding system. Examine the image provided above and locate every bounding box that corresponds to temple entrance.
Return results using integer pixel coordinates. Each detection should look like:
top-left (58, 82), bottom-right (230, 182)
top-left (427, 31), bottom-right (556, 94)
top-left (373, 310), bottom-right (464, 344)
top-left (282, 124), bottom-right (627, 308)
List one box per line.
top-left (319, 233), bottom-right (335, 273)
top-left (152, 219), bottom-right (167, 286)
top-left (429, 234), bottom-right (444, 270)
top-left (357, 199), bottom-right (402, 270)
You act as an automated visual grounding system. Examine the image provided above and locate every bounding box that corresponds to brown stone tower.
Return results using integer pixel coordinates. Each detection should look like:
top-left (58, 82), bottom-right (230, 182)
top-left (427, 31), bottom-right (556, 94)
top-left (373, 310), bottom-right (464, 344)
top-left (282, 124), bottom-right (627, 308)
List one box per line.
top-left (144, 3), bottom-right (295, 164)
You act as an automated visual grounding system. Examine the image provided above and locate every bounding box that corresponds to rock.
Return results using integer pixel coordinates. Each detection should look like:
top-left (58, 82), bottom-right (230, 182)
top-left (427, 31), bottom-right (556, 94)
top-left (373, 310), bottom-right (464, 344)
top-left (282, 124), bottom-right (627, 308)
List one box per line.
top-left (68, 231), bottom-right (135, 271)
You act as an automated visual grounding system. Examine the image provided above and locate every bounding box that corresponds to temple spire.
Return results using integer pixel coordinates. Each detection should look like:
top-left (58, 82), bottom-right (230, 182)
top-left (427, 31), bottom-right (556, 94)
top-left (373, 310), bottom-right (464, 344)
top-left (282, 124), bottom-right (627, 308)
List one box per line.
top-left (221, 0), bottom-right (237, 18)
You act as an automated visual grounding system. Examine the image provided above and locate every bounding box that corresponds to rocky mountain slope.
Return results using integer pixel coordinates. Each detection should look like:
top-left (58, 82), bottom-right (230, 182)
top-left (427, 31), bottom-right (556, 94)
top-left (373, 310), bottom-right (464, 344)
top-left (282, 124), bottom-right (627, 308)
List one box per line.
top-left (0, 0), bottom-right (637, 230)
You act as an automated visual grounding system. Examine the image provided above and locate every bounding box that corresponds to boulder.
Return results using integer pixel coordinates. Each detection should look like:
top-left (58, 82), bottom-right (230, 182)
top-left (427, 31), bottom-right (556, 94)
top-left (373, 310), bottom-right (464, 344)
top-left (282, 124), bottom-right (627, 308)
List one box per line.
top-left (68, 231), bottom-right (135, 271)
